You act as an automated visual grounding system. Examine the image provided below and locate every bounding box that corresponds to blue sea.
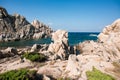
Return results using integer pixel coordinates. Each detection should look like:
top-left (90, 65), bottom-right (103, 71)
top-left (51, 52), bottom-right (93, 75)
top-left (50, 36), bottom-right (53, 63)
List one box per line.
top-left (0, 32), bottom-right (99, 47)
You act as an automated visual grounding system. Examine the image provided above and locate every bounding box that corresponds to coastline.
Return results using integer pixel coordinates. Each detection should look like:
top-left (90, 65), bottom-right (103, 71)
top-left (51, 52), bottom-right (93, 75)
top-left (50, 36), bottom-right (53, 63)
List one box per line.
top-left (0, 32), bottom-right (99, 48)
top-left (0, 7), bottom-right (120, 80)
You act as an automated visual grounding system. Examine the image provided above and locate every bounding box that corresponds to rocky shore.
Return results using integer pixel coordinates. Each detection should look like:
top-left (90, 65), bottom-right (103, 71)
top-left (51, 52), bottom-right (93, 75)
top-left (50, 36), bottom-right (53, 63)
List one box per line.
top-left (0, 7), bottom-right (53, 42)
top-left (0, 7), bottom-right (120, 80)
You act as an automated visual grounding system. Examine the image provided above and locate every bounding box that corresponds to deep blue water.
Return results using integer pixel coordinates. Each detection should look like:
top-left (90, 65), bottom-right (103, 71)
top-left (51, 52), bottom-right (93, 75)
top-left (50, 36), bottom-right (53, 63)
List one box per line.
top-left (0, 32), bottom-right (99, 47)
top-left (69, 32), bottom-right (99, 45)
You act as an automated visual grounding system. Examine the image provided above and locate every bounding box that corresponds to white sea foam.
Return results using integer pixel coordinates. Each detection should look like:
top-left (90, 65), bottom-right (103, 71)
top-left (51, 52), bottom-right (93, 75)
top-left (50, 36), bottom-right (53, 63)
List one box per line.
top-left (89, 34), bottom-right (98, 37)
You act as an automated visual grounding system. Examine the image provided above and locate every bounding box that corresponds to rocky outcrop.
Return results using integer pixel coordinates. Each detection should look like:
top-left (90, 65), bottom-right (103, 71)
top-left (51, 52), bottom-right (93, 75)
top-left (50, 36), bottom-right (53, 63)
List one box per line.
top-left (48, 30), bottom-right (69, 60)
top-left (0, 55), bottom-right (34, 73)
top-left (64, 54), bottom-right (81, 79)
top-left (0, 47), bottom-right (18, 59)
top-left (30, 44), bottom-right (42, 52)
top-left (73, 19), bottom-right (120, 62)
top-left (32, 20), bottom-right (53, 39)
top-left (0, 7), bottom-right (53, 42)
top-left (30, 44), bottom-right (49, 52)
top-left (98, 19), bottom-right (120, 42)
top-left (37, 60), bottom-right (67, 79)
top-left (0, 7), bottom-right (8, 18)
top-left (67, 19), bottom-right (120, 79)
top-left (97, 19), bottom-right (120, 61)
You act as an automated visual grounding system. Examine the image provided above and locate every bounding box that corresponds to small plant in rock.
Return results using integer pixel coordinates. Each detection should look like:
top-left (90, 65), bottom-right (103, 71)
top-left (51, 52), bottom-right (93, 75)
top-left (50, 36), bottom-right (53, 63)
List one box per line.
top-left (22, 52), bottom-right (46, 62)
top-left (0, 68), bottom-right (37, 80)
top-left (86, 67), bottom-right (115, 80)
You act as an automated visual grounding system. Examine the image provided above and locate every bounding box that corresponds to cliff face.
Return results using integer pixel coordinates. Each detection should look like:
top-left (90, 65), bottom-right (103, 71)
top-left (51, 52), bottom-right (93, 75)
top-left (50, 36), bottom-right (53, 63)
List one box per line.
top-left (0, 7), bottom-right (53, 42)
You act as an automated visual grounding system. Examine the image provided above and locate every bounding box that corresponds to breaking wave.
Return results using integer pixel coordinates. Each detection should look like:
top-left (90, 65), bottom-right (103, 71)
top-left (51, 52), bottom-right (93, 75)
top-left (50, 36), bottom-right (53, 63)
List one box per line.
top-left (89, 34), bottom-right (98, 37)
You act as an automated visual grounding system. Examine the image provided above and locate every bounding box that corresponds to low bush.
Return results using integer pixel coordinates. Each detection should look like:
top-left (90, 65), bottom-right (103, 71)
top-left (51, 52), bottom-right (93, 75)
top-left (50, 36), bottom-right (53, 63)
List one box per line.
top-left (86, 67), bottom-right (115, 80)
top-left (22, 52), bottom-right (46, 62)
top-left (0, 69), bottom-right (37, 80)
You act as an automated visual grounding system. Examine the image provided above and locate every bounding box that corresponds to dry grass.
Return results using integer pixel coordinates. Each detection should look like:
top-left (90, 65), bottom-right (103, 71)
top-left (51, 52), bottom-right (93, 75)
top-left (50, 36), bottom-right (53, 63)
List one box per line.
top-left (112, 62), bottom-right (120, 77)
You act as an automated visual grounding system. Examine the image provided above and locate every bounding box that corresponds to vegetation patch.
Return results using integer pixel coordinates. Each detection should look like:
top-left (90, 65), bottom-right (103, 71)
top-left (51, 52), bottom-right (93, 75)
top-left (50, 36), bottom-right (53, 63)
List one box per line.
top-left (0, 68), bottom-right (37, 80)
top-left (86, 67), bottom-right (115, 80)
top-left (22, 52), bottom-right (46, 62)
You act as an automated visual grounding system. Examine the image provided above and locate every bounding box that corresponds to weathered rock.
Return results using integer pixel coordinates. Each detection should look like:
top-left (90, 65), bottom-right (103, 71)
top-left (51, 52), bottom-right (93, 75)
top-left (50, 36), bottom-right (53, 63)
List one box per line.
top-left (0, 7), bottom-right (53, 42)
top-left (0, 47), bottom-right (18, 59)
top-left (31, 20), bottom-right (53, 39)
top-left (0, 51), bottom-right (4, 59)
top-left (64, 54), bottom-right (81, 79)
top-left (66, 19), bottom-right (120, 79)
top-left (98, 19), bottom-right (120, 42)
top-left (0, 56), bottom-right (34, 73)
top-left (76, 40), bottom-right (118, 61)
top-left (39, 44), bottom-right (49, 52)
top-left (30, 44), bottom-right (41, 52)
top-left (0, 7), bottom-right (34, 41)
top-left (52, 30), bottom-right (68, 46)
top-left (33, 32), bottom-right (45, 39)
top-left (48, 30), bottom-right (69, 60)
top-left (0, 6), bottom-right (8, 18)
top-left (0, 35), bottom-right (3, 41)
top-left (5, 47), bottom-right (18, 54)
top-left (77, 55), bottom-right (115, 80)
top-left (31, 19), bottom-right (44, 29)
top-left (43, 75), bottom-right (51, 80)
top-left (97, 19), bottom-right (120, 61)
top-left (37, 60), bottom-right (67, 79)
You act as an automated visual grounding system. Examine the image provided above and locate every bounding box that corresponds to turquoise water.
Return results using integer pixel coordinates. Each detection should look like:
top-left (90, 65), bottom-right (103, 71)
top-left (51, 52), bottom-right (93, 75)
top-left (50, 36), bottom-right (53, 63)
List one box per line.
top-left (0, 32), bottom-right (99, 47)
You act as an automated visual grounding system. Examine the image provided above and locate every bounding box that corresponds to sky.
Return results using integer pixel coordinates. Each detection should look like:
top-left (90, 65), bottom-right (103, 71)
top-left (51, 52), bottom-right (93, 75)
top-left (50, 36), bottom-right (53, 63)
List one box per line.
top-left (0, 0), bottom-right (120, 32)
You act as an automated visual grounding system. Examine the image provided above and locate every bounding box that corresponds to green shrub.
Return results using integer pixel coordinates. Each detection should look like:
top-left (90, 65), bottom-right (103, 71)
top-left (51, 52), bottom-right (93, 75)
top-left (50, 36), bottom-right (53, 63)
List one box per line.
top-left (0, 69), bottom-right (37, 80)
top-left (86, 67), bottom-right (115, 80)
top-left (22, 52), bottom-right (46, 62)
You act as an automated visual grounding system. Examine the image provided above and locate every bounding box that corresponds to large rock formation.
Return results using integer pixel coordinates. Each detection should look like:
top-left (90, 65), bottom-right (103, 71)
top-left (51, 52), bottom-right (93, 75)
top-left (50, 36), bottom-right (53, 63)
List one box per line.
top-left (0, 7), bottom-right (53, 42)
top-left (71, 19), bottom-right (120, 79)
top-left (74, 19), bottom-right (120, 62)
top-left (98, 19), bottom-right (120, 42)
top-left (97, 19), bottom-right (120, 61)
top-left (48, 30), bottom-right (69, 60)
